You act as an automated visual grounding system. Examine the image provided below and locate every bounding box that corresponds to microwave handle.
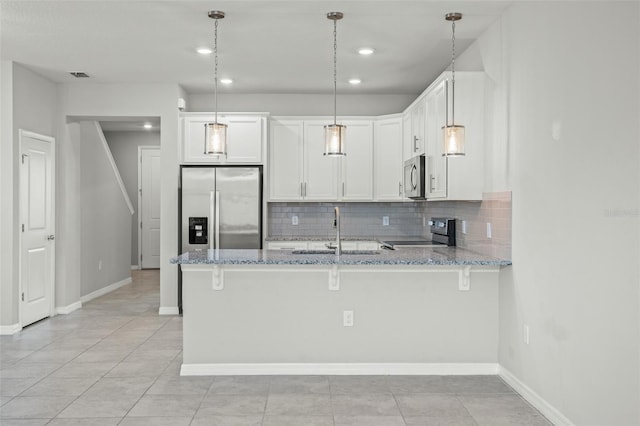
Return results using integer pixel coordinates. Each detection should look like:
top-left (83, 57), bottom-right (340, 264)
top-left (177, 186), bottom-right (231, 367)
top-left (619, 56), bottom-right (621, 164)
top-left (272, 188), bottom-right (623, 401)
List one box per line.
top-left (410, 164), bottom-right (417, 190)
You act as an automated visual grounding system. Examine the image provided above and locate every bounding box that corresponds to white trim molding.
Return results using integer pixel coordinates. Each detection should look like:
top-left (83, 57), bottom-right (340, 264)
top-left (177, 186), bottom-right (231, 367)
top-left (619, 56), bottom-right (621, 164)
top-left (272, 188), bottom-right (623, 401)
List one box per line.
top-left (130, 265), bottom-right (140, 270)
top-left (94, 121), bottom-right (135, 214)
top-left (80, 277), bottom-right (132, 304)
top-left (55, 301), bottom-right (82, 315)
top-left (159, 306), bottom-right (180, 315)
top-left (181, 362), bottom-right (499, 376)
top-left (499, 366), bottom-right (574, 426)
top-left (0, 323), bottom-right (23, 335)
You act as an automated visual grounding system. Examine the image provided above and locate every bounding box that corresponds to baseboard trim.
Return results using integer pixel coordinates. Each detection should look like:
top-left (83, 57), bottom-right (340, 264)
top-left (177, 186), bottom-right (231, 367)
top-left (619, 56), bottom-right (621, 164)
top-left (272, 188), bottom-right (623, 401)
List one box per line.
top-left (55, 301), bottom-right (82, 315)
top-left (0, 323), bottom-right (22, 335)
top-left (130, 265), bottom-right (139, 270)
top-left (499, 366), bottom-right (574, 426)
top-left (80, 277), bottom-right (132, 304)
top-left (181, 362), bottom-right (499, 376)
top-left (158, 306), bottom-right (180, 315)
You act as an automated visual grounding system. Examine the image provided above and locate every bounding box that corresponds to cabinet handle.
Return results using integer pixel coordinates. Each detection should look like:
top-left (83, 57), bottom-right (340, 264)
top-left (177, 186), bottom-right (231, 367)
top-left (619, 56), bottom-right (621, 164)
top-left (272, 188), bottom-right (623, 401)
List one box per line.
top-left (300, 182), bottom-right (304, 197)
top-left (304, 182), bottom-right (307, 197)
top-left (414, 136), bottom-right (419, 152)
top-left (398, 182), bottom-right (402, 196)
top-left (430, 174), bottom-right (436, 192)
top-left (342, 182), bottom-right (345, 197)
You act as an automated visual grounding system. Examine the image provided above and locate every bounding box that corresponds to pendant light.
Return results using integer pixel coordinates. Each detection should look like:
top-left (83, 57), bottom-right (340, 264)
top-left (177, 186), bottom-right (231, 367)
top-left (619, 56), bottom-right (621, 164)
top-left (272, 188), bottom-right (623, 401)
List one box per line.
top-left (443, 12), bottom-right (465, 157)
top-left (204, 10), bottom-right (227, 155)
top-left (324, 12), bottom-right (346, 156)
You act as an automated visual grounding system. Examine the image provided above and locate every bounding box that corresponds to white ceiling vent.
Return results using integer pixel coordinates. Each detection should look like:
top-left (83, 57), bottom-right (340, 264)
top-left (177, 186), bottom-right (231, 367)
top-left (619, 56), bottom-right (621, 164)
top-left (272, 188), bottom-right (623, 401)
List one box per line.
top-left (69, 72), bottom-right (90, 78)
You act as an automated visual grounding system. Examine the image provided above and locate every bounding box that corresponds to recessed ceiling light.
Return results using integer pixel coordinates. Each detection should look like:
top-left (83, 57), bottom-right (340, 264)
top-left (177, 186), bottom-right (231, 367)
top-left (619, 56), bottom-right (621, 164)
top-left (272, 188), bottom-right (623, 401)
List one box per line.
top-left (143, 123), bottom-right (153, 129)
top-left (349, 78), bottom-right (362, 85)
top-left (220, 78), bottom-right (233, 84)
top-left (358, 48), bottom-right (374, 55)
top-left (197, 47), bottom-right (212, 55)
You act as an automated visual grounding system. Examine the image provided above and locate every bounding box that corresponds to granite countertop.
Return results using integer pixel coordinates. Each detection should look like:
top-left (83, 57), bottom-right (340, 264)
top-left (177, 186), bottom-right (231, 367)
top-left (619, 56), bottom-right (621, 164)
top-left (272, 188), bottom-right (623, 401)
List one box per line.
top-left (171, 247), bottom-right (511, 266)
top-left (265, 236), bottom-right (431, 242)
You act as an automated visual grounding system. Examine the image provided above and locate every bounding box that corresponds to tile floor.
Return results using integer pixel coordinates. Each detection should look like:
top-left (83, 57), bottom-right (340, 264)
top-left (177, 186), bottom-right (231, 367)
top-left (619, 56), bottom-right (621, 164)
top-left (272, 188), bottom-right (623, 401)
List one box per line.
top-left (0, 270), bottom-right (552, 426)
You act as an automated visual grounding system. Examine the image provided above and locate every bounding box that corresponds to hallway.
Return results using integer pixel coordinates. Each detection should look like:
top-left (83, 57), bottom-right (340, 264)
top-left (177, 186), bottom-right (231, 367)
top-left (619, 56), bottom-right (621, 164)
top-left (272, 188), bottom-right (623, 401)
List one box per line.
top-left (0, 270), bottom-right (550, 425)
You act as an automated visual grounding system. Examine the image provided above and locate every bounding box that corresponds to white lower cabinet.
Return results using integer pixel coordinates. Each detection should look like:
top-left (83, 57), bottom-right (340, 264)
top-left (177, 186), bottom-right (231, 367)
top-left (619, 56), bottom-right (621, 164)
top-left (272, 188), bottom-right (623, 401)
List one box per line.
top-left (182, 114), bottom-right (266, 164)
top-left (266, 241), bottom-right (380, 250)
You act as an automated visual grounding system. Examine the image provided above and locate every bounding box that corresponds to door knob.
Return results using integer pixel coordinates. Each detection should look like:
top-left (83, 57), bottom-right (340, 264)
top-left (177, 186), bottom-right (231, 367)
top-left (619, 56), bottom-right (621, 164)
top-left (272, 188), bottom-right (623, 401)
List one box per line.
top-left (47, 235), bottom-right (55, 241)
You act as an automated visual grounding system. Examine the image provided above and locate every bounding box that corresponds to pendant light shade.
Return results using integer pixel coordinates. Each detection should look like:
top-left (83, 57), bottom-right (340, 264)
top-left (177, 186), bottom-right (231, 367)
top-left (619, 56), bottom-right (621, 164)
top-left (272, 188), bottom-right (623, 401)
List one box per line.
top-left (204, 122), bottom-right (227, 155)
top-left (324, 124), bottom-right (346, 156)
top-left (324, 11), bottom-right (346, 156)
top-left (204, 10), bottom-right (228, 155)
top-left (443, 12), bottom-right (465, 157)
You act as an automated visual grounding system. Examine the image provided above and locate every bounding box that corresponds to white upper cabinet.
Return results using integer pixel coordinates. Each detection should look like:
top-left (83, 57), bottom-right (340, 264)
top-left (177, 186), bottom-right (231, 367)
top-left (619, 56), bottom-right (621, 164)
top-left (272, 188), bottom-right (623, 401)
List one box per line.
top-left (374, 117), bottom-right (404, 201)
top-left (340, 120), bottom-right (373, 201)
top-left (182, 114), bottom-right (266, 164)
top-left (425, 80), bottom-right (448, 199)
top-left (269, 118), bottom-right (373, 201)
top-left (423, 72), bottom-right (486, 201)
top-left (302, 121), bottom-right (340, 200)
top-left (409, 97), bottom-right (426, 156)
top-left (269, 119), bottom-right (304, 200)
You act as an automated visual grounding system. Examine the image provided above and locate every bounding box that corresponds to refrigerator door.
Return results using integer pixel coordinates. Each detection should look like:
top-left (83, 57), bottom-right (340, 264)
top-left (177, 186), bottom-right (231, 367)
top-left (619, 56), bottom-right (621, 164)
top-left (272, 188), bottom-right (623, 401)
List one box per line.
top-left (181, 167), bottom-right (216, 253)
top-left (216, 167), bottom-right (262, 249)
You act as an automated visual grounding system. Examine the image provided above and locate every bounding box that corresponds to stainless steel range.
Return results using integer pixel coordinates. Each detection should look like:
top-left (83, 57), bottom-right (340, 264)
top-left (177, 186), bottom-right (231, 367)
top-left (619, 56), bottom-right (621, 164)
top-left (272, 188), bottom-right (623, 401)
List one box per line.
top-left (381, 217), bottom-right (456, 249)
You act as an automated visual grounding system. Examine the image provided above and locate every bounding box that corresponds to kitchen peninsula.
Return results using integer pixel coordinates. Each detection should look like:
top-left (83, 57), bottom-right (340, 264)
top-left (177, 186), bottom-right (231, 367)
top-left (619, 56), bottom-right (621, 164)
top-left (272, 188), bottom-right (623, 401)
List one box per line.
top-left (172, 247), bottom-right (511, 376)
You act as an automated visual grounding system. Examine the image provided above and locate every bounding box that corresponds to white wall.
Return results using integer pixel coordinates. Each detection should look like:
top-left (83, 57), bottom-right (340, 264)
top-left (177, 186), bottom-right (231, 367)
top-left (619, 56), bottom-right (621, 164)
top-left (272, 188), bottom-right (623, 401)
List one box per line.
top-left (1, 62), bottom-right (58, 326)
top-left (58, 83), bottom-right (181, 314)
top-left (78, 122), bottom-right (132, 296)
top-left (463, 2), bottom-right (639, 424)
top-left (104, 130), bottom-right (160, 266)
top-left (187, 93), bottom-right (416, 116)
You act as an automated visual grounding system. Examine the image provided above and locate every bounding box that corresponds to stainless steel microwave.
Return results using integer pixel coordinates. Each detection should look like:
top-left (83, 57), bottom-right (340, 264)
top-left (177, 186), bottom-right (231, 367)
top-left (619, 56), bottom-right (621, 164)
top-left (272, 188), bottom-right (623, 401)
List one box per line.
top-left (404, 155), bottom-right (426, 199)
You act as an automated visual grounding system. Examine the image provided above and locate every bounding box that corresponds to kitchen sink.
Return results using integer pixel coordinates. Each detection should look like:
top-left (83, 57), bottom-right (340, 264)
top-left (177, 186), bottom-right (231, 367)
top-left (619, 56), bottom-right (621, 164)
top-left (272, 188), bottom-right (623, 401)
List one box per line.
top-left (291, 249), bottom-right (381, 255)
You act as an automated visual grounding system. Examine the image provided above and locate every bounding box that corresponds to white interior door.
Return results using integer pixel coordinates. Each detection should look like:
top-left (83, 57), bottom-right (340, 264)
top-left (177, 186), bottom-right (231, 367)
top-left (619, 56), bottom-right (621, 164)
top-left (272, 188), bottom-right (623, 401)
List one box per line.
top-left (20, 131), bottom-right (55, 327)
top-left (139, 147), bottom-right (161, 269)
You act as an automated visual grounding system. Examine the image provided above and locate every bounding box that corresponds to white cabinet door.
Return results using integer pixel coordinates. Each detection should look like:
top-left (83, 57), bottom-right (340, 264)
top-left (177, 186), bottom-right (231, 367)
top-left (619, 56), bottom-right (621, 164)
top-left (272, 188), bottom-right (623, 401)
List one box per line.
top-left (341, 120), bottom-right (373, 201)
top-left (410, 97), bottom-right (426, 156)
top-left (402, 112), bottom-right (413, 162)
top-left (266, 241), bottom-right (307, 250)
top-left (225, 115), bottom-right (264, 163)
top-left (425, 81), bottom-right (448, 199)
top-left (303, 121), bottom-right (339, 200)
top-left (269, 120), bottom-right (304, 200)
top-left (374, 117), bottom-right (403, 201)
top-left (182, 114), bottom-right (264, 164)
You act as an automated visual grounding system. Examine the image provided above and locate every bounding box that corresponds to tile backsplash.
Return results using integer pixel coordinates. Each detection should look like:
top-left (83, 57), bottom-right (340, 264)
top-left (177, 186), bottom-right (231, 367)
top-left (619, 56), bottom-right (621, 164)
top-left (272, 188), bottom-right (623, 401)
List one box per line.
top-left (267, 191), bottom-right (512, 260)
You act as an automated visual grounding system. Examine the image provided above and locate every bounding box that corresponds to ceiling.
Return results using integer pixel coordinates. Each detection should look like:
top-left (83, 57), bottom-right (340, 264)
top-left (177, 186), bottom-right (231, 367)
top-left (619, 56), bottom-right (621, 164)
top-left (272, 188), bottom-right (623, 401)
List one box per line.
top-left (1, 1), bottom-right (511, 96)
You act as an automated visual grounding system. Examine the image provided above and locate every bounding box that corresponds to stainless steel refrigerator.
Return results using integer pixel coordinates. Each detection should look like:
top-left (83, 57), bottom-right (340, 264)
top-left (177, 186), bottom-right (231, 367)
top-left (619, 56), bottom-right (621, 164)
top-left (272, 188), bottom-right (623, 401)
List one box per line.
top-left (178, 165), bottom-right (263, 310)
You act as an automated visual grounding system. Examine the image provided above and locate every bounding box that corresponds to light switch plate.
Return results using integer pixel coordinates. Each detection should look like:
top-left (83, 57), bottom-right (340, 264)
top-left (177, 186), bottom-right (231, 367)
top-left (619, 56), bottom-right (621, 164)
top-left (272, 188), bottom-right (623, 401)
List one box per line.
top-left (382, 216), bottom-right (389, 226)
top-left (486, 222), bottom-right (492, 239)
top-left (292, 215), bottom-right (298, 225)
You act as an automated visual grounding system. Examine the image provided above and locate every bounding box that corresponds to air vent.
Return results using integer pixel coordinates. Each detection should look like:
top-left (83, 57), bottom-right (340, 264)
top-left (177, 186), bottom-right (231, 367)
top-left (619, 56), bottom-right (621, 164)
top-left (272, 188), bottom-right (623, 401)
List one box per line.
top-left (69, 72), bottom-right (90, 78)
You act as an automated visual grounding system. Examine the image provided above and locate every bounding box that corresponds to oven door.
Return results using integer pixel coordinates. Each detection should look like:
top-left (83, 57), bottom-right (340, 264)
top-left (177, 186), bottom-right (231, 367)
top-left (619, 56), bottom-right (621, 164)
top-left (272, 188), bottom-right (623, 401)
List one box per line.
top-left (404, 156), bottom-right (426, 199)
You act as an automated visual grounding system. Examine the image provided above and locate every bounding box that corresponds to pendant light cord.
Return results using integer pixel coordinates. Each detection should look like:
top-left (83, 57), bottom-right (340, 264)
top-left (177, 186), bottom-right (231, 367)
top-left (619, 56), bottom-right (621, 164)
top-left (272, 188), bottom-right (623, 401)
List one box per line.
top-left (214, 18), bottom-right (219, 124)
top-left (333, 17), bottom-right (337, 126)
top-left (450, 19), bottom-right (456, 126)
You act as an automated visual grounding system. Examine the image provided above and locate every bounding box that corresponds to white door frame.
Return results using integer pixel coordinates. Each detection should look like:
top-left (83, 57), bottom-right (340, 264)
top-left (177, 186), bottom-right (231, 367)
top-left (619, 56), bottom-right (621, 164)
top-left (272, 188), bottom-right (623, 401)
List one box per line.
top-left (18, 129), bottom-right (56, 326)
top-left (137, 145), bottom-right (160, 269)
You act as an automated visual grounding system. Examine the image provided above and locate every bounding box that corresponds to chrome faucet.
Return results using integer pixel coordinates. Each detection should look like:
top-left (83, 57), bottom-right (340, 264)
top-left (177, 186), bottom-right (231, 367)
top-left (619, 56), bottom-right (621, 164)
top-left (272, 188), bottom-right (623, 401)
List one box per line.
top-left (333, 206), bottom-right (342, 256)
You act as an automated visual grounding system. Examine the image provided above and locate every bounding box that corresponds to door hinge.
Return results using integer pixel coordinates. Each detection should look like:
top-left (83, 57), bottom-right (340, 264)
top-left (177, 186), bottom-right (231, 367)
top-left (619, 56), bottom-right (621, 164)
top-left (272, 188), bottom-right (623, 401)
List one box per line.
top-left (140, 221), bottom-right (142, 229)
top-left (140, 254), bottom-right (143, 261)
top-left (21, 292), bottom-right (24, 302)
top-left (21, 154), bottom-right (28, 164)
top-left (21, 224), bottom-right (25, 232)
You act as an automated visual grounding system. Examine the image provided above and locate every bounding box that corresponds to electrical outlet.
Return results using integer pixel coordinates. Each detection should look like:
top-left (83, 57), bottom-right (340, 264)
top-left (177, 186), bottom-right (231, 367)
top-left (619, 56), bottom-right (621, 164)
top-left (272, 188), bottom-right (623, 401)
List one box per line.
top-left (462, 220), bottom-right (467, 234)
top-left (98, 260), bottom-right (102, 271)
top-left (523, 324), bottom-right (530, 345)
top-left (486, 222), bottom-right (492, 239)
top-left (343, 310), bottom-right (354, 327)
top-left (292, 215), bottom-right (298, 225)
top-left (382, 216), bottom-right (389, 226)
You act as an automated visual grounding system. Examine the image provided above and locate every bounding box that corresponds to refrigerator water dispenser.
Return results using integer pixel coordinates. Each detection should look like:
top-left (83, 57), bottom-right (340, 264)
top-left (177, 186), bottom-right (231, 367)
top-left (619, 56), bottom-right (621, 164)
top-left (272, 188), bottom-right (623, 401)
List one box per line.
top-left (188, 217), bottom-right (208, 244)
